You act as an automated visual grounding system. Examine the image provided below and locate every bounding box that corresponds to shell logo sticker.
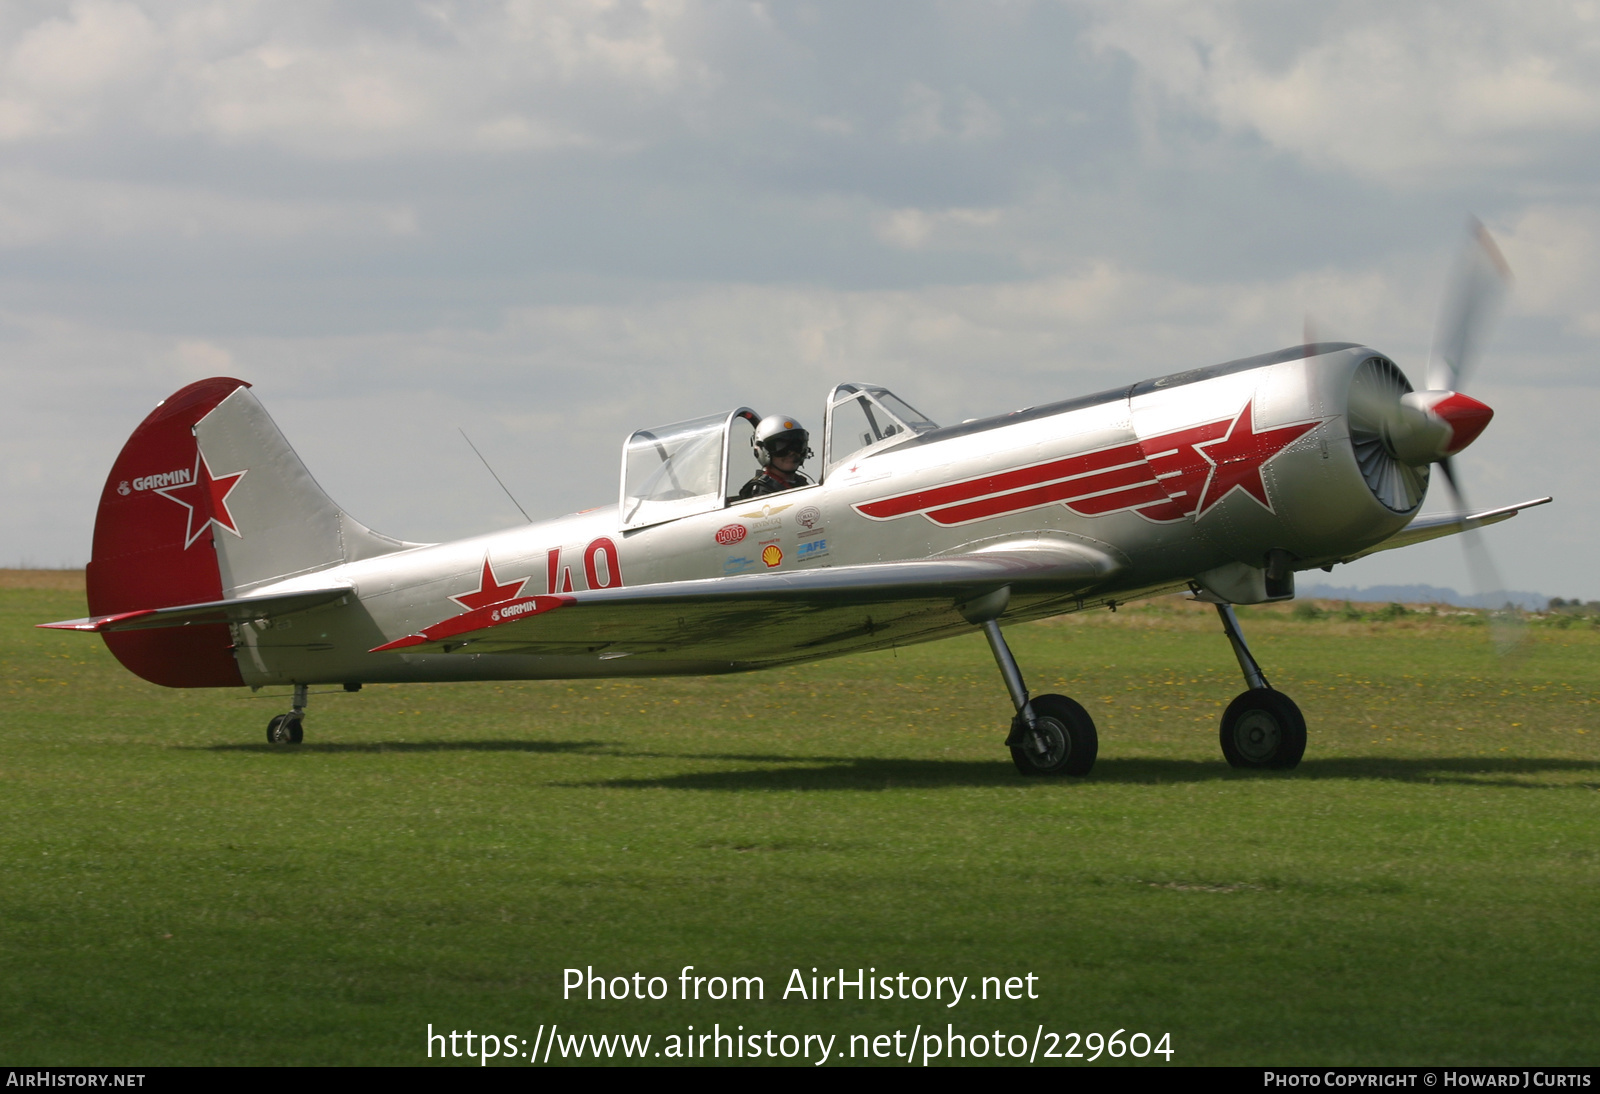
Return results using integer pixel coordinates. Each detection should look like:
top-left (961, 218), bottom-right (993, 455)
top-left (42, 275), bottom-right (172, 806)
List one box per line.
top-left (716, 524), bottom-right (747, 545)
top-left (761, 544), bottom-right (783, 568)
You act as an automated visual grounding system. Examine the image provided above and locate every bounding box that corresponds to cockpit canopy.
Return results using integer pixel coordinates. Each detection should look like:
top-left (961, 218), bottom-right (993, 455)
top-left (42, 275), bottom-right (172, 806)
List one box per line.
top-left (618, 383), bottom-right (937, 529)
top-left (619, 408), bottom-right (758, 530)
top-left (821, 383), bottom-right (938, 474)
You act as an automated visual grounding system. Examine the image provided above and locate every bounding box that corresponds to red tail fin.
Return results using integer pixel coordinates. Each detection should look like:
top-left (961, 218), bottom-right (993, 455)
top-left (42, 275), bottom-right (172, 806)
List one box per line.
top-left (87, 377), bottom-right (249, 687)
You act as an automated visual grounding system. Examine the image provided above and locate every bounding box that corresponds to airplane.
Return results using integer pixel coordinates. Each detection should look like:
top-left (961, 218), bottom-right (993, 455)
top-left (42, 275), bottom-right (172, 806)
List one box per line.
top-left (40, 227), bottom-right (1550, 776)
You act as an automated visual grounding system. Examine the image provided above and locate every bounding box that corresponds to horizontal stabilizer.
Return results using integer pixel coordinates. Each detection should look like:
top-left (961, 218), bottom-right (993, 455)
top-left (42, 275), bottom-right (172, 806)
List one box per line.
top-left (39, 584), bottom-right (351, 634)
top-left (1339, 497), bottom-right (1552, 564)
top-left (371, 544), bottom-right (1118, 664)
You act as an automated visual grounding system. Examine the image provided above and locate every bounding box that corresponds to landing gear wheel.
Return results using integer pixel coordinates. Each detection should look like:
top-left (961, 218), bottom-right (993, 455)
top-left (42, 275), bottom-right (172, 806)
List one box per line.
top-left (1219, 689), bottom-right (1305, 769)
top-left (266, 713), bottom-right (304, 745)
top-left (1010, 693), bottom-right (1098, 777)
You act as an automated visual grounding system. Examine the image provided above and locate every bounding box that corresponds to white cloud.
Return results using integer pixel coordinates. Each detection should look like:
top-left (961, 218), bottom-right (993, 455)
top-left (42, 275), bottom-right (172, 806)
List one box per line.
top-left (1498, 204), bottom-right (1600, 338)
top-left (896, 81), bottom-right (1004, 143)
top-left (0, 0), bottom-right (721, 156)
top-left (0, 170), bottom-right (416, 246)
top-left (874, 205), bottom-right (1003, 250)
top-left (1082, 0), bottom-right (1600, 184)
top-left (0, 1), bottom-right (162, 138)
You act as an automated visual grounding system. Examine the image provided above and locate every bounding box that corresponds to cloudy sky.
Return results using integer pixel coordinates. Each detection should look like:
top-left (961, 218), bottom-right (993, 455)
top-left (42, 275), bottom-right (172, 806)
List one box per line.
top-left (2, 0), bottom-right (1595, 600)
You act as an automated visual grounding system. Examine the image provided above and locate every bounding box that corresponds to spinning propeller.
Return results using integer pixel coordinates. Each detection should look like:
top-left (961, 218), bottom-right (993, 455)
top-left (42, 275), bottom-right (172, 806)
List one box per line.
top-left (1346, 219), bottom-right (1519, 648)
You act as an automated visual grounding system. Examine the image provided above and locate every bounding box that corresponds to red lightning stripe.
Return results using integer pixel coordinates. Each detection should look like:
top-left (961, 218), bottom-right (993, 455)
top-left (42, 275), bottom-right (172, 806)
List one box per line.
top-left (928, 459), bottom-right (1167, 525)
top-left (855, 441), bottom-right (1150, 522)
top-left (854, 400), bottom-right (1322, 527)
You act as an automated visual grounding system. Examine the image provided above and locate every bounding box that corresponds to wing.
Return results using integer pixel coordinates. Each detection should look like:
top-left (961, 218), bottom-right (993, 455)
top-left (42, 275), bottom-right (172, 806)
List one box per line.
top-left (38, 584), bottom-right (353, 633)
top-left (371, 543), bottom-right (1120, 668)
top-left (1336, 496), bottom-right (1551, 564)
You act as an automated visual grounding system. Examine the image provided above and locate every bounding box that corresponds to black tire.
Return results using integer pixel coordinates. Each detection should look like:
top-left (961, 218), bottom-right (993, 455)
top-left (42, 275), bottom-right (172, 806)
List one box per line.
top-left (266, 713), bottom-right (304, 745)
top-left (1219, 689), bottom-right (1305, 769)
top-left (1010, 693), bottom-right (1098, 777)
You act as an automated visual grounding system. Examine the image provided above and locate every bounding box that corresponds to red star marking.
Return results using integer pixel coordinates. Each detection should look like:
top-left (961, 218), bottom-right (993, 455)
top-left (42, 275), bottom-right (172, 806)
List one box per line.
top-left (155, 453), bottom-right (248, 549)
top-left (449, 557), bottom-right (530, 612)
top-left (1192, 400), bottom-right (1320, 517)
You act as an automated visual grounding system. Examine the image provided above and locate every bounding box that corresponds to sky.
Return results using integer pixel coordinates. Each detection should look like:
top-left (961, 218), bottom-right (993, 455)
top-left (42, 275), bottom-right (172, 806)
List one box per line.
top-left (1, 0), bottom-right (1595, 600)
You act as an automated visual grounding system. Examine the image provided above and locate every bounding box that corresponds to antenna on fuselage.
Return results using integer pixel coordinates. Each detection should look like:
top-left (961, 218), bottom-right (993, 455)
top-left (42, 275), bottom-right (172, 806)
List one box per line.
top-left (458, 427), bottom-right (533, 524)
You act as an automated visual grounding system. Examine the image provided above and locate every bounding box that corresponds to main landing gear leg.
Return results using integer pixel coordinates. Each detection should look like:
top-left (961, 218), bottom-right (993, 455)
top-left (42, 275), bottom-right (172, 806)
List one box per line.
top-left (267, 683), bottom-right (307, 746)
top-left (964, 590), bottom-right (1097, 776)
top-left (1214, 604), bottom-right (1304, 769)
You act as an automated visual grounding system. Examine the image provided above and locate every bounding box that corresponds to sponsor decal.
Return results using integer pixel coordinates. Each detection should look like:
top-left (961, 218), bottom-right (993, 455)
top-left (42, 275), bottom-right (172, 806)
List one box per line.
top-left (491, 598), bottom-right (545, 622)
top-left (723, 555), bottom-right (757, 574)
top-left (116, 481), bottom-right (131, 496)
top-left (130, 468), bottom-right (192, 492)
top-left (761, 543), bottom-right (783, 568)
top-left (855, 398), bottom-right (1322, 527)
top-left (796, 538), bottom-right (829, 560)
top-left (739, 502), bottom-right (792, 520)
top-left (798, 525), bottom-right (826, 539)
top-left (715, 524), bottom-right (747, 545)
top-left (795, 505), bottom-right (822, 530)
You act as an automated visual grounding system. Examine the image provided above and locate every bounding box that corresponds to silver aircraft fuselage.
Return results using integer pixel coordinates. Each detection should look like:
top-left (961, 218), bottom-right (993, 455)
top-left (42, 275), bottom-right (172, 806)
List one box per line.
top-left (222, 343), bottom-right (1419, 687)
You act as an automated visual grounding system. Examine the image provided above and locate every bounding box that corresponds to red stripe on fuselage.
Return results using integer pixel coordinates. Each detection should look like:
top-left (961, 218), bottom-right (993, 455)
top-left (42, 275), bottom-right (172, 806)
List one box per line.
top-left (856, 441), bottom-right (1147, 520)
top-left (925, 461), bottom-right (1166, 525)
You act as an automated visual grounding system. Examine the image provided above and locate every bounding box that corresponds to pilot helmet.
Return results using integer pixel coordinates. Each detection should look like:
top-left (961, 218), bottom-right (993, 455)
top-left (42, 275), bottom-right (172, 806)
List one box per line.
top-left (752, 414), bottom-right (813, 466)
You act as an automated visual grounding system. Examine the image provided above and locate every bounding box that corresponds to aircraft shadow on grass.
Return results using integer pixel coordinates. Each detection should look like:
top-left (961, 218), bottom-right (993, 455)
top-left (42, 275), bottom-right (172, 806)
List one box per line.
top-left (196, 738), bottom-right (611, 755)
top-left (192, 741), bottom-right (1599, 792)
top-left (567, 755), bottom-right (1600, 792)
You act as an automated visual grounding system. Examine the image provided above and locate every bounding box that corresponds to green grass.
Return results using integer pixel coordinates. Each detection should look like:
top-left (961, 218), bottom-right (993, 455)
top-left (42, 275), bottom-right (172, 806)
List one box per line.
top-left (3, 576), bottom-right (1598, 1066)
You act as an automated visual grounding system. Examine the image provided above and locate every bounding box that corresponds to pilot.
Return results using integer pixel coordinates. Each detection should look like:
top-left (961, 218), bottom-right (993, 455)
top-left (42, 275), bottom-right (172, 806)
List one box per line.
top-left (739, 414), bottom-right (814, 498)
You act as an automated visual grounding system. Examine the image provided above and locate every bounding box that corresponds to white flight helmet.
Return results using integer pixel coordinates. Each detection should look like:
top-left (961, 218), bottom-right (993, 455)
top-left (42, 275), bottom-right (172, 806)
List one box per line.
top-left (752, 414), bottom-right (813, 466)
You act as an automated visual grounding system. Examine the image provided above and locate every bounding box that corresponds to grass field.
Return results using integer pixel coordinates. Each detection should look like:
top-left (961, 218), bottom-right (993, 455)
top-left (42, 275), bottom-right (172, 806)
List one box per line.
top-left (3, 571), bottom-right (1598, 1067)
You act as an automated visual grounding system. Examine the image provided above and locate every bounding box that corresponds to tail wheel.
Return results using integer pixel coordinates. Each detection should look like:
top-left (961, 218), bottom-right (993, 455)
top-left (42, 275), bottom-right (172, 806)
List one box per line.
top-left (1010, 693), bottom-right (1098, 777)
top-left (1219, 690), bottom-right (1305, 769)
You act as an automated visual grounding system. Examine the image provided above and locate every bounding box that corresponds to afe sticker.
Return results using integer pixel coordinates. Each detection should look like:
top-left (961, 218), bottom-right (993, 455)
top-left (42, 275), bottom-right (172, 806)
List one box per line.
top-left (761, 544), bottom-right (783, 568)
top-left (716, 524), bottom-right (747, 545)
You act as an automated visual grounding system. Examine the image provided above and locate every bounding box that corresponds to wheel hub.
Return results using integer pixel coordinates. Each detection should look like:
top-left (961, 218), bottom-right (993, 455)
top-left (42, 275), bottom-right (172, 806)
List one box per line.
top-left (1233, 710), bottom-right (1282, 763)
top-left (1026, 717), bottom-right (1069, 768)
